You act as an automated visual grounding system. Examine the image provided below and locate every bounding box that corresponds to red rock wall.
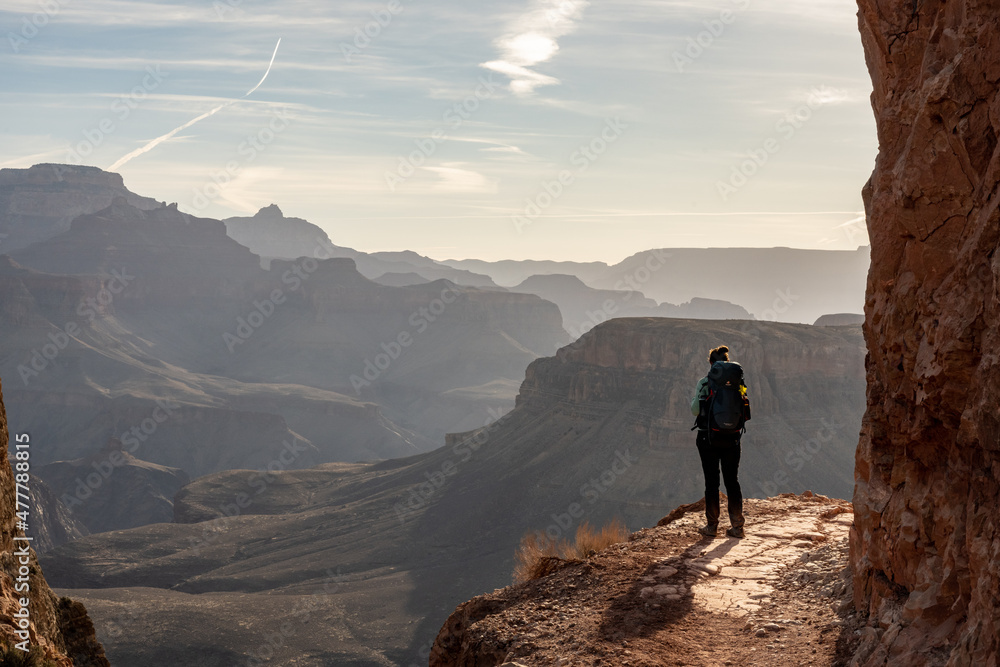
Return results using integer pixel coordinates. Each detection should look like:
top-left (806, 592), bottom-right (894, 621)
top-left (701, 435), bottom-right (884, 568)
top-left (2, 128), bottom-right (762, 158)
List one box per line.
top-left (852, 1), bottom-right (1000, 664)
top-left (0, 377), bottom-right (110, 665)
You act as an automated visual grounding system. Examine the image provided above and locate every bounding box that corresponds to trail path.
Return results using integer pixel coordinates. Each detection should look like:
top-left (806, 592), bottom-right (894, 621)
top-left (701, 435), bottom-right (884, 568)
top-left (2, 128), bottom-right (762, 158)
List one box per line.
top-left (431, 493), bottom-right (863, 667)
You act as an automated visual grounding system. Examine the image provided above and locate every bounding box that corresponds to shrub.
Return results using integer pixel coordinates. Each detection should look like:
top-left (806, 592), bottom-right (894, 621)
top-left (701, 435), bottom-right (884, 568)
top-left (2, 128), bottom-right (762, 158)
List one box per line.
top-left (0, 644), bottom-right (58, 667)
top-left (512, 518), bottom-right (630, 584)
top-left (571, 519), bottom-right (630, 559)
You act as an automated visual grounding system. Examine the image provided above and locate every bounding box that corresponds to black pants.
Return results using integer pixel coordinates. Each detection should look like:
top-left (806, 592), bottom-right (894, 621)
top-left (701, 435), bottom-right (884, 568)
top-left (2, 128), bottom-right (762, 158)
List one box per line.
top-left (696, 431), bottom-right (744, 528)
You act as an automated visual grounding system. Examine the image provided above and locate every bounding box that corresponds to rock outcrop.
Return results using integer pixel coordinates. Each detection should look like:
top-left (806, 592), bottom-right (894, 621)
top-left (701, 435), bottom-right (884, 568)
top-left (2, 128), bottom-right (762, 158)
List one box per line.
top-left (852, 1), bottom-right (1000, 664)
top-left (0, 376), bottom-right (110, 665)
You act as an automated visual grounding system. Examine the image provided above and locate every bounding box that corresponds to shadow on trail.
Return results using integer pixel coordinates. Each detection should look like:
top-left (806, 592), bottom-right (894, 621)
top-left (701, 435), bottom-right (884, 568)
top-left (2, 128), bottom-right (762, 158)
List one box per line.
top-left (596, 534), bottom-right (741, 640)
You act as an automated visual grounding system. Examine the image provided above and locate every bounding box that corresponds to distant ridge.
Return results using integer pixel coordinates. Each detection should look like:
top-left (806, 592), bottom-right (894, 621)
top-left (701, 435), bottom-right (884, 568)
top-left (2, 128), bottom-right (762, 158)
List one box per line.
top-left (0, 163), bottom-right (160, 253)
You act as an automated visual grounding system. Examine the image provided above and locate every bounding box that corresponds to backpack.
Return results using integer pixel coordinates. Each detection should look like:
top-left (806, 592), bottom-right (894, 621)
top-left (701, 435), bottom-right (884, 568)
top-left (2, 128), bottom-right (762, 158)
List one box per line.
top-left (694, 361), bottom-right (751, 440)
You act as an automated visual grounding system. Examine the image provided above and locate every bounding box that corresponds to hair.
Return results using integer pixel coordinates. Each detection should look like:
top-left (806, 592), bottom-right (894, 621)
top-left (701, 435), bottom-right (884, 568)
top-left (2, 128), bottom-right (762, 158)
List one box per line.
top-left (708, 345), bottom-right (730, 364)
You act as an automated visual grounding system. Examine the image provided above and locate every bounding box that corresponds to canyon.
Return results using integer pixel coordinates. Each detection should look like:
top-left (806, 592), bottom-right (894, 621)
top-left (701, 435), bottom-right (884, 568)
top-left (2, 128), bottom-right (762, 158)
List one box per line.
top-left (40, 317), bottom-right (865, 665)
top-left (0, 162), bottom-right (880, 664)
top-left (430, 1), bottom-right (1000, 665)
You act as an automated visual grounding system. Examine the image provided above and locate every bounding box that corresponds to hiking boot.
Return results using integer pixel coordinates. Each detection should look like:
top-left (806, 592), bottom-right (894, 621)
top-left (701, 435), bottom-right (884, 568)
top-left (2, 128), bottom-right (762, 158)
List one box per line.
top-left (698, 524), bottom-right (718, 537)
top-left (726, 526), bottom-right (745, 539)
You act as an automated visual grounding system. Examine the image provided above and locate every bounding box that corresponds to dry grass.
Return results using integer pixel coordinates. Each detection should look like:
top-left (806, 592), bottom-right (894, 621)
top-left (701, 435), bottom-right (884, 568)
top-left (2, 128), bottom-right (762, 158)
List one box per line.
top-left (513, 519), bottom-right (630, 584)
top-left (571, 519), bottom-right (630, 558)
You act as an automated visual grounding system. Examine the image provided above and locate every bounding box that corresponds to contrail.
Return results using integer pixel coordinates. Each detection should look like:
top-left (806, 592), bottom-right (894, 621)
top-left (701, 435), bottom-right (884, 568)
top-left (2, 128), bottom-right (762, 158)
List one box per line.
top-left (108, 38), bottom-right (282, 172)
top-left (244, 38), bottom-right (282, 97)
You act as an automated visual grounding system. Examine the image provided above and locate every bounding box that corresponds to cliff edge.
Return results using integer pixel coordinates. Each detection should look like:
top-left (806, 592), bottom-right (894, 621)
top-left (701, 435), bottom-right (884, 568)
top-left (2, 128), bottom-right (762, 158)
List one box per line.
top-left (852, 1), bottom-right (1000, 664)
top-left (0, 377), bottom-right (109, 666)
top-left (429, 493), bottom-right (860, 666)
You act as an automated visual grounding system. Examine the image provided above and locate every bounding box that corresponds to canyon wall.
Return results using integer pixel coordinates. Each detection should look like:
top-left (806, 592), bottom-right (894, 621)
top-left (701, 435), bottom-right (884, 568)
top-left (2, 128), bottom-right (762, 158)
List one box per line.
top-left (852, 1), bottom-right (1000, 664)
top-left (0, 376), bottom-right (109, 665)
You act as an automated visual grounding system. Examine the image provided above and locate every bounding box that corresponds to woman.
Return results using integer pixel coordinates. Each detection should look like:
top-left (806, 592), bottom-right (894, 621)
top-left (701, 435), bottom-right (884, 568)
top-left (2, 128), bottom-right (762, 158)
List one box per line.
top-left (691, 345), bottom-right (747, 538)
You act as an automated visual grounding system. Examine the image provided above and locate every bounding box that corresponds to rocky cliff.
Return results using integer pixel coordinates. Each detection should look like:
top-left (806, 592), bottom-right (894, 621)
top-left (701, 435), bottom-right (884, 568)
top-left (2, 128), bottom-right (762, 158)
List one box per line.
top-left (13, 198), bottom-right (263, 309)
top-left (0, 164), bottom-right (160, 254)
top-left (0, 376), bottom-right (110, 665)
top-left (518, 318), bottom-right (865, 505)
top-left (852, 1), bottom-right (1000, 664)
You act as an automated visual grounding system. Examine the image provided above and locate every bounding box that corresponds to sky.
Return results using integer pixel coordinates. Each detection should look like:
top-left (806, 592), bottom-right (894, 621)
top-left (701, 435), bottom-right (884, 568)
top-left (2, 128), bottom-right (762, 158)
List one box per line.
top-left (0, 0), bottom-right (877, 263)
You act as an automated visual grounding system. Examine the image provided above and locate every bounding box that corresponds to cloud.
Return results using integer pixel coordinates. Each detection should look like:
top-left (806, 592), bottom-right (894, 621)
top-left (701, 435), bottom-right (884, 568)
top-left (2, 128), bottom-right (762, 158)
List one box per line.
top-left (481, 145), bottom-right (528, 155)
top-left (423, 165), bottom-right (497, 193)
top-left (481, 0), bottom-right (589, 96)
top-left (806, 85), bottom-right (853, 107)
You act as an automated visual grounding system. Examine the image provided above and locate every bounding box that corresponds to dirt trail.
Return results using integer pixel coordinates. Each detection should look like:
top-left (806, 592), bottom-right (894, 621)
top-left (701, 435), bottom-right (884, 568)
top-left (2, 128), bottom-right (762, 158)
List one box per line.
top-left (430, 493), bottom-right (863, 667)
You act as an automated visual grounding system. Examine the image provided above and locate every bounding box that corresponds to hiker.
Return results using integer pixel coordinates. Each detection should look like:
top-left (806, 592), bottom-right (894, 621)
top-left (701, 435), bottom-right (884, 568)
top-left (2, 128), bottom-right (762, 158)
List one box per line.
top-left (691, 345), bottom-right (751, 538)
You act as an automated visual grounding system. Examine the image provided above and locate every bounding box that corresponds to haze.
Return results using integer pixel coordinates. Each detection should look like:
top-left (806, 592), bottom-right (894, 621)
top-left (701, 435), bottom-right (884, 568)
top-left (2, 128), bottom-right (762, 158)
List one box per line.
top-left (1, 0), bottom-right (875, 261)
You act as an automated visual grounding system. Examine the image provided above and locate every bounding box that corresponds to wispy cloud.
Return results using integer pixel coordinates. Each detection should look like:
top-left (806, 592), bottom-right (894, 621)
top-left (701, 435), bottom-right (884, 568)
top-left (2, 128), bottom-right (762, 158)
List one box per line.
top-left (108, 39), bottom-right (282, 171)
top-left (423, 165), bottom-right (497, 193)
top-left (806, 85), bottom-right (853, 107)
top-left (481, 0), bottom-right (589, 96)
